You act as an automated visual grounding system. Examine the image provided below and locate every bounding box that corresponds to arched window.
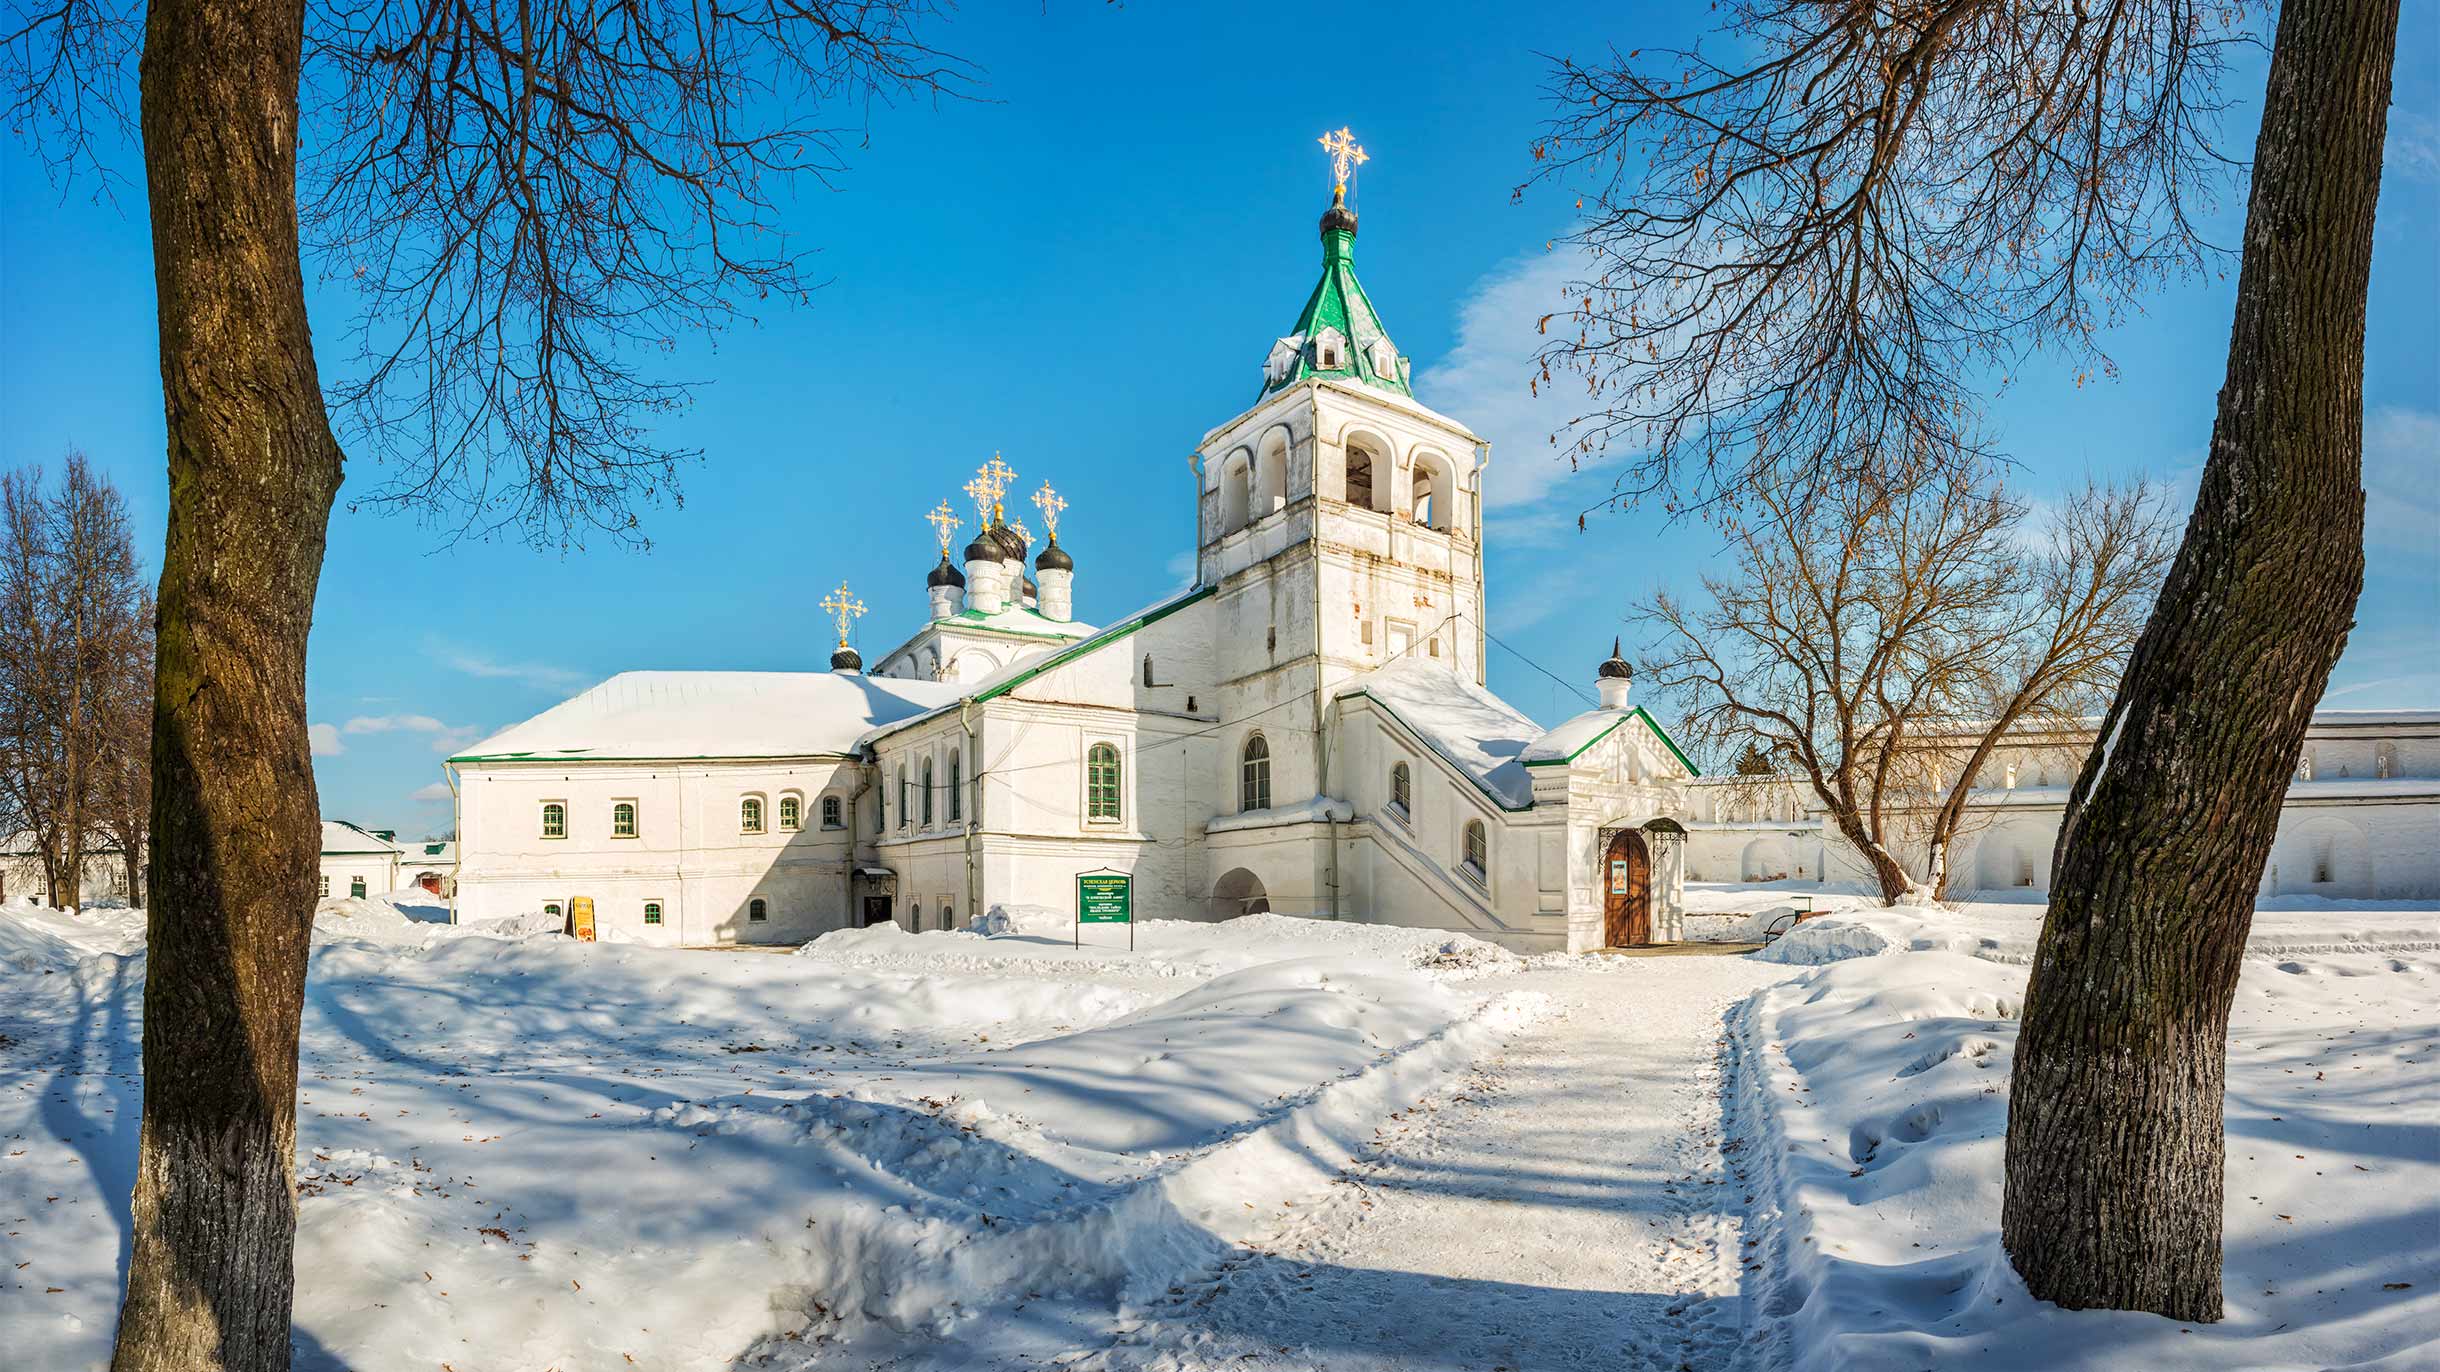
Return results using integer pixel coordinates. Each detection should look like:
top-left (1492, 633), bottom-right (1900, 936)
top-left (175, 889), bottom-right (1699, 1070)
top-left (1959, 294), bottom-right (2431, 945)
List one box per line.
top-left (1143, 653), bottom-right (1156, 687)
top-left (921, 759), bottom-right (935, 825)
top-left (1461, 820), bottom-right (1488, 882)
top-left (910, 901), bottom-right (923, 928)
top-left (748, 897), bottom-right (768, 923)
top-left (1240, 734), bottom-right (1272, 813)
top-left (1219, 455), bottom-right (1251, 535)
top-left (540, 802), bottom-right (566, 839)
top-left (1390, 761), bottom-right (1411, 818)
top-left (778, 793), bottom-right (802, 831)
top-left (1344, 440), bottom-right (1377, 511)
top-left (1256, 428), bottom-right (1290, 517)
top-left (611, 801), bottom-right (637, 838)
top-left (897, 766), bottom-right (910, 828)
top-left (2296, 751), bottom-right (2315, 783)
top-left (820, 794), bottom-right (843, 829)
top-left (1411, 466), bottom-right (1436, 528)
top-left (739, 796), bottom-right (764, 833)
top-left (643, 901), bottom-right (663, 926)
top-left (1087, 743), bottom-right (1122, 821)
top-left (947, 754), bottom-right (963, 822)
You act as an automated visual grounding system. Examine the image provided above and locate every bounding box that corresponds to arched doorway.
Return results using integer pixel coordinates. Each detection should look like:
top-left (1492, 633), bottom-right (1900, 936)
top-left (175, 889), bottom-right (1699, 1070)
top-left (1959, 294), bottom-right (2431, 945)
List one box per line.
top-left (1604, 829), bottom-right (1652, 947)
top-left (1212, 867), bottom-right (1270, 920)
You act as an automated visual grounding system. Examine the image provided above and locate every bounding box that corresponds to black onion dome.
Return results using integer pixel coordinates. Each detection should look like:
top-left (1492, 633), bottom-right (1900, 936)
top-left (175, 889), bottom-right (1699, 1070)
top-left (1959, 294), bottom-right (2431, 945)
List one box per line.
top-left (830, 644), bottom-right (863, 672)
top-left (988, 522), bottom-right (1029, 561)
top-left (1598, 636), bottom-right (1633, 681)
top-left (962, 533), bottom-right (997, 564)
top-left (1320, 186), bottom-right (1358, 237)
top-left (1035, 539), bottom-right (1073, 573)
top-left (928, 554), bottom-right (966, 589)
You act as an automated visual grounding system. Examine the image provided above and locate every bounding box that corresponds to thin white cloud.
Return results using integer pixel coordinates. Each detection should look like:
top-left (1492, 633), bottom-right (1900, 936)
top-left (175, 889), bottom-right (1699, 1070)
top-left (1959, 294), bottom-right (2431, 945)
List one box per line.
top-left (1414, 247), bottom-right (1637, 542)
top-left (344, 713), bottom-right (447, 735)
top-left (308, 722), bottom-right (344, 757)
top-left (434, 642), bottom-right (589, 693)
top-left (410, 781), bottom-right (453, 803)
top-left (2385, 109), bottom-right (2440, 184)
top-left (429, 725), bottom-right (485, 755)
top-left (2365, 406), bottom-right (2439, 557)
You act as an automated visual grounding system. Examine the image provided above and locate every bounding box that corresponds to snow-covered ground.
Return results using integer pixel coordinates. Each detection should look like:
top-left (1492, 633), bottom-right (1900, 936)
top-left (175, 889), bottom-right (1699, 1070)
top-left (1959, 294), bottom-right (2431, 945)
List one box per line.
top-left (1734, 892), bottom-right (2440, 1370)
top-left (4, 884), bottom-right (2433, 1370)
top-left (0, 898), bottom-right (1543, 1371)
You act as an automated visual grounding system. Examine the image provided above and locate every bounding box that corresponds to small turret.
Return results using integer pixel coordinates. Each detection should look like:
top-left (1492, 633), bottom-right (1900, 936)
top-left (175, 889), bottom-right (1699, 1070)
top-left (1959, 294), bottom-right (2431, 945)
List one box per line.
top-left (1036, 537), bottom-right (1075, 623)
top-left (830, 644), bottom-right (863, 674)
top-left (1597, 637), bottom-right (1633, 710)
top-left (963, 529), bottom-right (1005, 615)
top-left (926, 554), bottom-right (965, 622)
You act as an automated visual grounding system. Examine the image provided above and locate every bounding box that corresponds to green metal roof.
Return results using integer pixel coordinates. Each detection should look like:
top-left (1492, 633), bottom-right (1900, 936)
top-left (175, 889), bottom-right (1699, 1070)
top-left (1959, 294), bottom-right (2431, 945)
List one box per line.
top-left (1261, 194), bottom-right (1411, 401)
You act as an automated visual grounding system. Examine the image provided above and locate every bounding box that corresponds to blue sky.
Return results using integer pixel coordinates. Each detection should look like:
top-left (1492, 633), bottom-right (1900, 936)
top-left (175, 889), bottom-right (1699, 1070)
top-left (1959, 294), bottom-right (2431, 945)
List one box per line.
top-left (4, 4), bottom-right (2435, 837)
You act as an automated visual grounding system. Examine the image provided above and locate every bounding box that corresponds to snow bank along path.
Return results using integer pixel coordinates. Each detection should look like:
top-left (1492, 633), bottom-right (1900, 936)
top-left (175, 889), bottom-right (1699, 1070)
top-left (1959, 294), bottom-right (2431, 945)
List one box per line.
top-left (0, 902), bottom-right (1545, 1372)
top-left (1073, 956), bottom-right (1797, 1372)
top-left (1735, 911), bottom-right (2440, 1370)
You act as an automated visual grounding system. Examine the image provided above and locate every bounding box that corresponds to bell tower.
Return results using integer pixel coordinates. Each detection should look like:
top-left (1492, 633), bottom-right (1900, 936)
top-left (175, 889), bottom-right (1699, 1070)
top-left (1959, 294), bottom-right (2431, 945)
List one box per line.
top-left (1189, 132), bottom-right (1490, 810)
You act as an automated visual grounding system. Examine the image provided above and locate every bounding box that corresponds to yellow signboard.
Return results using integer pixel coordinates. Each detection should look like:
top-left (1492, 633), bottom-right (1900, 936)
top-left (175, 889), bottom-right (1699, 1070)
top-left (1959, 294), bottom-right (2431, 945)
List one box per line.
top-left (570, 896), bottom-right (596, 942)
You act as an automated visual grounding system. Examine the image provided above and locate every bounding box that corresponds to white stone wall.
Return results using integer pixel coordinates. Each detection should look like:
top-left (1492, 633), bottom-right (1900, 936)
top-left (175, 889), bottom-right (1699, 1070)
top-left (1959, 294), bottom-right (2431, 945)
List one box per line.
top-left (452, 756), bottom-right (865, 944)
top-left (319, 853), bottom-right (398, 901)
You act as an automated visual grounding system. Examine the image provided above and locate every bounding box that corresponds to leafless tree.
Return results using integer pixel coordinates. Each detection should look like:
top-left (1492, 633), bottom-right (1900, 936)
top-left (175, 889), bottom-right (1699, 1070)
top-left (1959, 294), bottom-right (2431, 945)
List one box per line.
top-left (1638, 465), bottom-right (2168, 903)
top-left (2, 2), bottom-right (976, 1367)
top-left (1535, 0), bottom-right (2398, 1321)
top-left (0, 454), bottom-right (147, 908)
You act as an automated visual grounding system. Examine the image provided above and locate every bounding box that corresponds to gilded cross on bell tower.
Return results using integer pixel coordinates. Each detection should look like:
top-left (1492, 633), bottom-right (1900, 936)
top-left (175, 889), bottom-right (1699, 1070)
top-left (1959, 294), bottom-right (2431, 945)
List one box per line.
top-left (1318, 126), bottom-right (1369, 196)
top-left (1031, 480), bottom-right (1067, 543)
top-left (819, 581), bottom-right (867, 649)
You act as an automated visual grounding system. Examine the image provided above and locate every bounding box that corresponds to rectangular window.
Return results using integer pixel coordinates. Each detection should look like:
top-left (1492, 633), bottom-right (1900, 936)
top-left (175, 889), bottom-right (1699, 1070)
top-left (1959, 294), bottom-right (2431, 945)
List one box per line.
top-left (643, 901), bottom-right (663, 926)
top-left (948, 756), bottom-right (963, 822)
top-left (350, 876), bottom-right (366, 899)
top-left (821, 795), bottom-right (843, 829)
top-left (319, 875), bottom-right (330, 898)
top-left (1385, 619), bottom-right (1415, 659)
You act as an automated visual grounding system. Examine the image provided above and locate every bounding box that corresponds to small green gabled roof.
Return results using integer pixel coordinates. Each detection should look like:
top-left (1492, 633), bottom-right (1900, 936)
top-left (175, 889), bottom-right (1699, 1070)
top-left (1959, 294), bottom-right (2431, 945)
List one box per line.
top-left (1260, 190), bottom-right (1412, 401)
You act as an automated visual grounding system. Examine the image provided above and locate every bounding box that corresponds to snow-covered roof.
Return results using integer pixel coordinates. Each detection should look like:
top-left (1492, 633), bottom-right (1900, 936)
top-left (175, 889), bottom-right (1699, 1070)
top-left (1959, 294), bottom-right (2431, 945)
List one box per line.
top-left (930, 605), bottom-right (1096, 640)
top-left (452, 671), bottom-right (966, 763)
top-left (1521, 707), bottom-right (1627, 766)
top-left (857, 585), bottom-right (1217, 750)
top-left (1335, 657), bottom-right (1540, 810)
top-left (320, 820), bottom-right (401, 856)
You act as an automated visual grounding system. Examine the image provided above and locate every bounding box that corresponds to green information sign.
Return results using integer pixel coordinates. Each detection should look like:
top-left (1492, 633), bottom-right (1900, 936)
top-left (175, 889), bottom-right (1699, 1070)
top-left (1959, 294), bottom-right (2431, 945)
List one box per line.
top-left (1077, 873), bottom-right (1132, 923)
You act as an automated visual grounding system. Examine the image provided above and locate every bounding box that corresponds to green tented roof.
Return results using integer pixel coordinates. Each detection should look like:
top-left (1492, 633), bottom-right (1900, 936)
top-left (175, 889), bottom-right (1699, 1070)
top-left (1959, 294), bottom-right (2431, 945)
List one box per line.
top-left (1261, 196), bottom-right (1411, 401)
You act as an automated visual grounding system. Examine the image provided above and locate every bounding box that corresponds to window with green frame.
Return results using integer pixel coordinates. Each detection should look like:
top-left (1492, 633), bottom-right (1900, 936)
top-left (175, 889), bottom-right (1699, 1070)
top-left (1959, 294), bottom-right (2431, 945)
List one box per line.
top-left (612, 801), bottom-right (637, 837)
top-left (349, 876), bottom-right (365, 898)
top-left (778, 794), bottom-right (802, 830)
top-left (541, 801), bottom-right (566, 838)
top-left (1086, 742), bottom-right (1122, 821)
top-left (643, 901), bottom-right (663, 926)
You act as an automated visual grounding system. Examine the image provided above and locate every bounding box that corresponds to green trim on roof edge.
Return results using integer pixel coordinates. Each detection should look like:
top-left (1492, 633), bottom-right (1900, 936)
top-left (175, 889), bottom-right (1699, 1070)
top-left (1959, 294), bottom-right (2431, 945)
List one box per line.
top-left (1260, 218), bottom-right (1412, 401)
top-left (1519, 706), bottom-right (1703, 777)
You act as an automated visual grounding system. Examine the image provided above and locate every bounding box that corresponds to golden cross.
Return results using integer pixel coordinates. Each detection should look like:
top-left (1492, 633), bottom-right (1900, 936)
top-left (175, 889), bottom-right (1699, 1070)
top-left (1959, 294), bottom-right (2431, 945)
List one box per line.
top-left (1007, 517), bottom-right (1034, 548)
top-left (1318, 127), bottom-right (1369, 192)
top-left (924, 500), bottom-right (961, 554)
top-left (962, 473), bottom-right (996, 526)
top-left (982, 453), bottom-right (1018, 519)
top-left (818, 581), bottom-right (867, 648)
top-left (1031, 480), bottom-right (1067, 541)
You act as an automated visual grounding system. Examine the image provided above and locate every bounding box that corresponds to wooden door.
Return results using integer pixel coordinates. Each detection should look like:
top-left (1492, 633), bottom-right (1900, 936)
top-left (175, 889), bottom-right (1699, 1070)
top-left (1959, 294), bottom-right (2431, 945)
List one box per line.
top-left (1603, 830), bottom-right (1652, 947)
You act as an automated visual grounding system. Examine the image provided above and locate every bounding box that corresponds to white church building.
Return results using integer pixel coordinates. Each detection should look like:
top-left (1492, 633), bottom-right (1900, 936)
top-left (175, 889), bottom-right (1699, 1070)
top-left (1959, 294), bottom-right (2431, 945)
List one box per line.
top-left (447, 187), bottom-right (1701, 953)
top-left (443, 184), bottom-right (2440, 952)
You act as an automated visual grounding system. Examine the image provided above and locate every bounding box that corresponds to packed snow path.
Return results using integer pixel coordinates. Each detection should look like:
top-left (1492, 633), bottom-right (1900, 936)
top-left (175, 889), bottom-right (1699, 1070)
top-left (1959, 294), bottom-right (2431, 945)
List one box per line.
top-left (1085, 957), bottom-right (1798, 1372)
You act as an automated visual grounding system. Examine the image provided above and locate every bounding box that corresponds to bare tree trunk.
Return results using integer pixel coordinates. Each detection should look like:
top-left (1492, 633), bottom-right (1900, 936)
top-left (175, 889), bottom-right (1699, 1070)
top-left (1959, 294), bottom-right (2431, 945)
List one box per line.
top-left (111, 0), bottom-right (340, 1364)
top-left (2002, 0), bottom-right (2397, 1322)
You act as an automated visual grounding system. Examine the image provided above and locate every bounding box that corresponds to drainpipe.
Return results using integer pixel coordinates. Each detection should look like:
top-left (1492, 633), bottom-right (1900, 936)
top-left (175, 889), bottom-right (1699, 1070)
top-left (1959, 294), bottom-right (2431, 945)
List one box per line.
top-left (961, 699), bottom-right (980, 924)
top-left (1472, 441), bottom-right (1490, 686)
top-left (1314, 402), bottom-right (1341, 920)
top-left (443, 761), bottom-right (461, 924)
